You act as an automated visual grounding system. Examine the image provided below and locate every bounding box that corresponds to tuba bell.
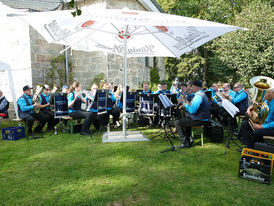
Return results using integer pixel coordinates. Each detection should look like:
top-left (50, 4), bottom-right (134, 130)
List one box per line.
top-left (249, 76), bottom-right (274, 124)
top-left (32, 84), bottom-right (43, 113)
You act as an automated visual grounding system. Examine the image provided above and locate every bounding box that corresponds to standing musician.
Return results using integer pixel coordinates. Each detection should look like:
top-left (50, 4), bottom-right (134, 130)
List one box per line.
top-left (67, 81), bottom-right (94, 135)
top-left (17, 85), bottom-right (46, 136)
top-left (39, 85), bottom-right (59, 131)
top-left (175, 80), bottom-right (210, 148)
top-left (239, 88), bottom-right (274, 148)
top-left (142, 81), bottom-right (153, 94)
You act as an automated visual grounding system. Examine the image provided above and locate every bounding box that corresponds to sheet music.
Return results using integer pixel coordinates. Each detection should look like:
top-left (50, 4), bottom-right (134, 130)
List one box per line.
top-left (222, 99), bottom-right (239, 118)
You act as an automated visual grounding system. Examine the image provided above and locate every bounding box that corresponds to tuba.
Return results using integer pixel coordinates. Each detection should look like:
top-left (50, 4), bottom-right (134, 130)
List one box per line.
top-left (249, 76), bottom-right (274, 124)
top-left (32, 84), bottom-right (43, 113)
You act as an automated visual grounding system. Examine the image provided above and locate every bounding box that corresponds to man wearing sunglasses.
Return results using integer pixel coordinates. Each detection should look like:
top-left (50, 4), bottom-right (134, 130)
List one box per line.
top-left (224, 82), bottom-right (248, 115)
top-left (223, 82), bottom-right (249, 134)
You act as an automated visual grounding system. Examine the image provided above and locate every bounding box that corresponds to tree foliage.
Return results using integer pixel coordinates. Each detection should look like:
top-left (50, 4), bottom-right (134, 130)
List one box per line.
top-left (46, 55), bottom-right (74, 90)
top-left (157, 0), bottom-right (273, 85)
top-left (211, 0), bottom-right (274, 86)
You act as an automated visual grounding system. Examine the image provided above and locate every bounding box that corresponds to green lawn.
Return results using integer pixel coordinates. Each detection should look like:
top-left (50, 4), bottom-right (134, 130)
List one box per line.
top-left (0, 123), bottom-right (273, 206)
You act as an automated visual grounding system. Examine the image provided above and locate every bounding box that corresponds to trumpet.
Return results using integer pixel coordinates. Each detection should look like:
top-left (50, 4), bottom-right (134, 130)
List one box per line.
top-left (32, 84), bottom-right (43, 113)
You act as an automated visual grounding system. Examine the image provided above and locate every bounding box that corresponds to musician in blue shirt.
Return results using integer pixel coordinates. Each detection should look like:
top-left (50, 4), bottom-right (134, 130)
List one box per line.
top-left (142, 82), bottom-right (153, 94)
top-left (224, 82), bottom-right (248, 114)
top-left (39, 85), bottom-right (58, 131)
top-left (17, 85), bottom-right (46, 136)
top-left (155, 82), bottom-right (172, 94)
top-left (222, 82), bottom-right (249, 133)
top-left (67, 82), bottom-right (95, 135)
top-left (175, 80), bottom-right (210, 148)
top-left (239, 88), bottom-right (274, 148)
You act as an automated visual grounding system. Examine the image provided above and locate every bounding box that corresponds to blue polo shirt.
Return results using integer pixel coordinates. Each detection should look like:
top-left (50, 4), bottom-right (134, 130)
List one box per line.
top-left (17, 94), bottom-right (34, 113)
top-left (263, 99), bottom-right (274, 129)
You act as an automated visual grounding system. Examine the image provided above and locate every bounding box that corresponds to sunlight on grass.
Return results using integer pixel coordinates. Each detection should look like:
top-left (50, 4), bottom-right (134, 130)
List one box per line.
top-left (0, 127), bottom-right (273, 206)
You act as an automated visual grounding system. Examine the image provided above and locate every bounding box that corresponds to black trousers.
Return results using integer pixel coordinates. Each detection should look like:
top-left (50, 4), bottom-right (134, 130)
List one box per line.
top-left (39, 110), bottom-right (59, 130)
top-left (23, 113), bottom-right (48, 134)
top-left (175, 117), bottom-right (207, 143)
top-left (108, 108), bottom-right (120, 125)
top-left (210, 104), bottom-right (222, 122)
top-left (69, 111), bottom-right (95, 132)
top-left (239, 119), bottom-right (274, 148)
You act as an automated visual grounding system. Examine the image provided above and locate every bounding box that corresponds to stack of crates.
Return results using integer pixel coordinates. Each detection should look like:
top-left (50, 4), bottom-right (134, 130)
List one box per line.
top-left (2, 126), bottom-right (25, 140)
top-left (239, 148), bottom-right (273, 184)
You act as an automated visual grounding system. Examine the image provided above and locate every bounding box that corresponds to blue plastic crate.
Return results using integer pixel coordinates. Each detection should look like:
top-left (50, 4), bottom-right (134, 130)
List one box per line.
top-left (2, 126), bottom-right (25, 140)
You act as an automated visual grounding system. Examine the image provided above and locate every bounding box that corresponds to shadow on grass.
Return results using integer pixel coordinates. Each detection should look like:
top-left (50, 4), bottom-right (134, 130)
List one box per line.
top-left (0, 128), bottom-right (273, 206)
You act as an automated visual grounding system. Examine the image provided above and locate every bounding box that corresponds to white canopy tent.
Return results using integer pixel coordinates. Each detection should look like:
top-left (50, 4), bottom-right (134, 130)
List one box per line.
top-left (0, 61), bottom-right (19, 119)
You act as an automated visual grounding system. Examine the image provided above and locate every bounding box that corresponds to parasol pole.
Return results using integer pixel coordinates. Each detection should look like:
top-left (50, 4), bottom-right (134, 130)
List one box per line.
top-left (122, 25), bottom-right (128, 137)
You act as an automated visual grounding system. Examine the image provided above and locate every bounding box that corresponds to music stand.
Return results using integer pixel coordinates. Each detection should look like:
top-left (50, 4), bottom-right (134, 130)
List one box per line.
top-left (158, 94), bottom-right (178, 153)
top-left (120, 91), bottom-right (137, 113)
top-left (96, 90), bottom-right (108, 115)
top-left (139, 94), bottom-right (154, 116)
top-left (53, 93), bottom-right (69, 134)
top-left (138, 94), bottom-right (154, 126)
top-left (221, 98), bottom-right (242, 154)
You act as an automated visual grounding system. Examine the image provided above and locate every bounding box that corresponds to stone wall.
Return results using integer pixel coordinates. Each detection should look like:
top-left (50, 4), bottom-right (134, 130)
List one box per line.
top-left (31, 0), bottom-right (165, 90)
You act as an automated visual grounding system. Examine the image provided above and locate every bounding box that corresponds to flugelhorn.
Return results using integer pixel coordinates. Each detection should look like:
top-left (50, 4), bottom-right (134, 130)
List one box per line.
top-left (249, 76), bottom-right (274, 124)
top-left (32, 84), bottom-right (43, 113)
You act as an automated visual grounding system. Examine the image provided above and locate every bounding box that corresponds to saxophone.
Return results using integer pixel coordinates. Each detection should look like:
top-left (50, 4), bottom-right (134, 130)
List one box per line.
top-left (32, 84), bottom-right (43, 113)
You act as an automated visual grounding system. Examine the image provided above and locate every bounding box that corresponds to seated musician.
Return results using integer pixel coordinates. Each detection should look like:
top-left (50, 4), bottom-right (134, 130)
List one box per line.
top-left (103, 83), bottom-right (120, 127)
top-left (175, 80), bottom-right (210, 148)
top-left (67, 82), bottom-right (94, 135)
top-left (155, 82), bottom-right (172, 94)
top-left (17, 85), bottom-right (46, 136)
top-left (170, 77), bottom-right (180, 94)
top-left (177, 82), bottom-right (187, 99)
top-left (208, 83), bottom-right (222, 122)
top-left (174, 82), bottom-right (187, 120)
top-left (39, 85), bottom-right (59, 131)
top-left (239, 88), bottom-right (274, 148)
top-left (142, 81), bottom-right (153, 94)
top-left (114, 83), bottom-right (123, 112)
top-left (0, 90), bottom-right (9, 117)
top-left (62, 85), bottom-right (69, 95)
top-left (223, 83), bottom-right (235, 97)
top-left (222, 82), bottom-right (249, 131)
top-left (185, 82), bottom-right (194, 102)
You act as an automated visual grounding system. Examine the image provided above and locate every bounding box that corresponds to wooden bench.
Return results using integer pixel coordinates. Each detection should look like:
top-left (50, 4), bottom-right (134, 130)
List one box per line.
top-left (61, 116), bottom-right (75, 134)
top-left (191, 125), bottom-right (204, 147)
